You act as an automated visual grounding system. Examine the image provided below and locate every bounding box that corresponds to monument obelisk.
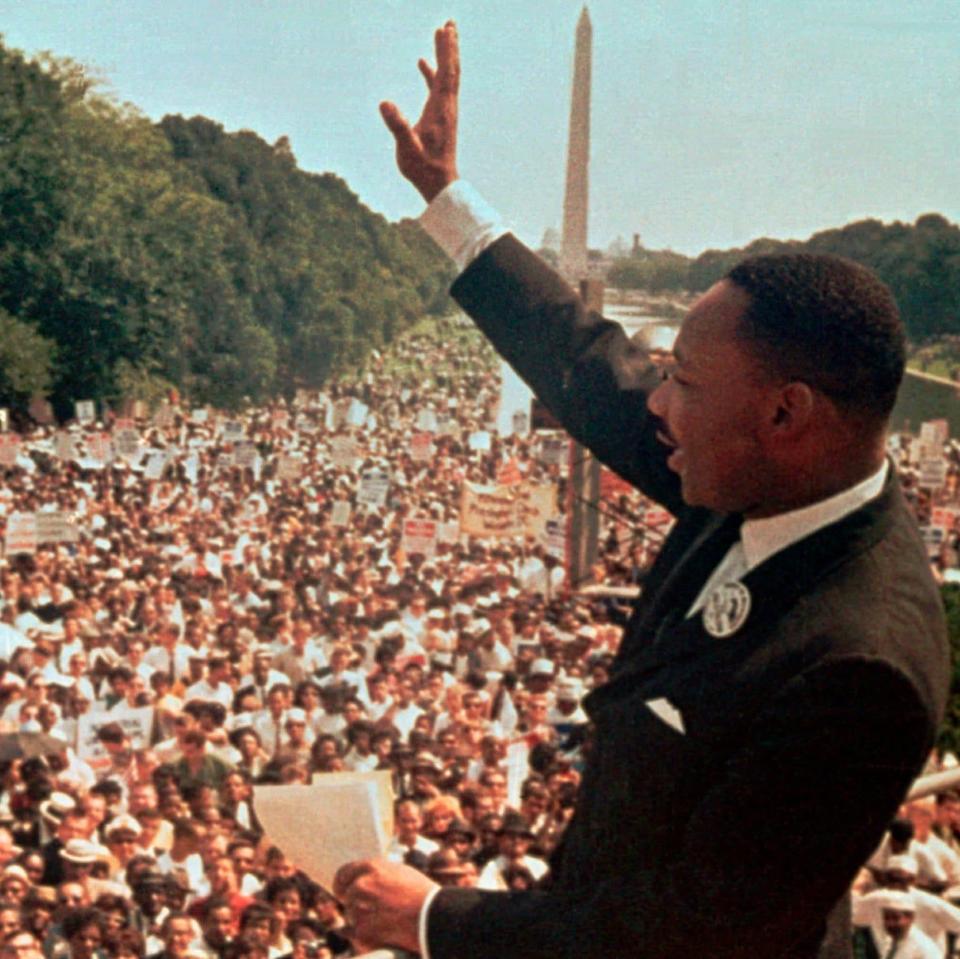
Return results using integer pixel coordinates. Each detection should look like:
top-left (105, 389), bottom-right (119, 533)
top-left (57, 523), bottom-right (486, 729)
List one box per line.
top-left (559, 6), bottom-right (592, 284)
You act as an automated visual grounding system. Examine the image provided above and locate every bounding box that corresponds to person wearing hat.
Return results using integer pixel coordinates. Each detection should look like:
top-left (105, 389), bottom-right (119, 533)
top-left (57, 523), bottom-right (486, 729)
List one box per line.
top-left (854, 890), bottom-right (939, 959)
top-left (426, 849), bottom-right (475, 890)
top-left (131, 868), bottom-right (171, 954)
top-left (853, 854), bottom-right (960, 957)
top-left (474, 812), bottom-right (547, 892)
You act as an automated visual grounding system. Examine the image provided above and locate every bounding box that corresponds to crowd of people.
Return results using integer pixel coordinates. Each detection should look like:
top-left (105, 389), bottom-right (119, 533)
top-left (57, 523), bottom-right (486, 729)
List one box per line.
top-left (0, 314), bottom-right (953, 958)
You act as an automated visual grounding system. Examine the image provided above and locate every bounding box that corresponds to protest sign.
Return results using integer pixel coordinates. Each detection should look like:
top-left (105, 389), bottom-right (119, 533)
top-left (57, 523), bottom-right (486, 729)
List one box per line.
top-left (54, 431), bottom-right (76, 462)
top-left (416, 409), bottom-right (438, 433)
top-left (191, 408), bottom-right (209, 424)
top-left (271, 409), bottom-right (289, 429)
top-left (221, 419), bottom-right (245, 442)
top-left (357, 470), bottom-right (390, 508)
top-left (277, 454), bottom-right (302, 481)
top-left (0, 434), bottom-right (20, 468)
top-left (410, 433), bottom-right (434, 462)
top-left (542, 517), bottom-right (567, 560)
top-left (921, 419), bottom-right (950, 449)
top-left (330, 501), bottom-right (351, 528)
top-left (87, 433), bottom-right (113, 464)
top-left (919, 457), bottom-right (949, 490)
top-left (460, 482), bottom-right (556, 539)
top-left (539, 436), bottom-right (567, 466)
top-left (75, 400), bottom-right (96, 425)
top-left (234, 443), bottom-right (258, 469)
top-left (346, 399), bottom-right (368, 428)
top-left (77, 707), bottom-right (155, 761)
top-left (36, 512), bottom-right (79, 545)
top-left (330, 436), bottom-right (357, 469)
top-left (113, 425), bottom-right (140, 460)
top-left (402, 517), bottom-right (438, 558)
top-left (5, 513), bottom-right (37, 555)
top-left (468, 430), bottom-right (491, 452)
top-left (143, 452), bottom-right (167, 481)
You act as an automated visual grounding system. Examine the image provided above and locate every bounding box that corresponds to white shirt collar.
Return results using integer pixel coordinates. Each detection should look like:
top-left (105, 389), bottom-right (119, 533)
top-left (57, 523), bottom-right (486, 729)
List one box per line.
top-left (740, 460), bottom-right (889, 572)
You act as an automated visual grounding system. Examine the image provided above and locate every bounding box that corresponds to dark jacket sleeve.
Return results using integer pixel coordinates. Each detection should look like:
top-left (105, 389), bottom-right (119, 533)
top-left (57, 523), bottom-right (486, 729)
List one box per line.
top-left (451, 234), bottom-right (683, 515)
top-left (425, 655), bottom-right (934, 959)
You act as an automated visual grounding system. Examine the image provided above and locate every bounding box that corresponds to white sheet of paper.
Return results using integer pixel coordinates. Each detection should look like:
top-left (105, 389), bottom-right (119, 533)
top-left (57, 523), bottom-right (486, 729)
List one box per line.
top-left (254, 775), bottom-right (392, 891)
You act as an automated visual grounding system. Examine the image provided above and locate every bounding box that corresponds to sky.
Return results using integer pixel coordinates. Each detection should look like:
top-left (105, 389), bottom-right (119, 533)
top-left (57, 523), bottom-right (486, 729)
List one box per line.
top-left (1, 0), bottom-right (957, 255)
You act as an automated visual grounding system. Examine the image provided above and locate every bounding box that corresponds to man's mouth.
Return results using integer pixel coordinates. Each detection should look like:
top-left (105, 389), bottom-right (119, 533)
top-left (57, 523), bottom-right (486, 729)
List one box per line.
top-left (655, 429), bottom-right (683, 472)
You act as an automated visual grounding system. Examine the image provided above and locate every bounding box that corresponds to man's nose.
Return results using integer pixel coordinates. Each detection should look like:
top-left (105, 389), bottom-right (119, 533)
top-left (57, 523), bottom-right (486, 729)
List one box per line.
top-left (647, 376), bottom-right (669, 418)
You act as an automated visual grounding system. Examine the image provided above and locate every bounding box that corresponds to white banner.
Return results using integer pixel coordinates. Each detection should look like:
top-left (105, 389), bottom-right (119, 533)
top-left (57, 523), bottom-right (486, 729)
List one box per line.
top-left (77, 706), bottom-right (155, 761)
top-left (5, 512), bottom-right (37, 555)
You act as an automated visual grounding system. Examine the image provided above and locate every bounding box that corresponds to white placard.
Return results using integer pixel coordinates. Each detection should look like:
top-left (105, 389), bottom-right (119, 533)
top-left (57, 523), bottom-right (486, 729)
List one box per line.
top-left (222, 420), bottom-right (245, 442)
top-left (416, 409), bottom-right (438, 433)
top-left (330, 436), bottom-right (357, 469)
top-left (469, 430), bottom-right (491, 452)
top-left (277, 454), bottom-right (302, 481)
top-left (77, 707), bottom-right (155, 761)
top-left (357, 470), bottom-right (390, 509)
top-left (35, 512), bottom-right (79, 545)
top-left (75, 400), bottom-right (96, 425)
top-left (5, 512), bottom-right (37, 555)
top-left (330, 501), bottom-right (351, 528)
top-left (234, 443), bottom-right (258, 469)
top-left (919, 457), bottom-right (948, 490)
top-left (346, 399), bottom-right (369, 428)
top-left (143, 452), bottom-right (167, 480)
top-left (402, 518), bottom-right (438, 558)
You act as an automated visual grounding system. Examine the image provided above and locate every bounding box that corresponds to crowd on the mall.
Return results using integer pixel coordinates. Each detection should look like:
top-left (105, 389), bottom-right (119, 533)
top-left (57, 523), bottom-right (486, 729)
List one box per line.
top-left (0, 318), bottom-right (954, 958)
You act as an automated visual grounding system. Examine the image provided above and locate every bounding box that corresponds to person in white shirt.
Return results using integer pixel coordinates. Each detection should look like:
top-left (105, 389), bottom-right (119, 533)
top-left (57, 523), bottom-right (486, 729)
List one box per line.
top-left (853, 853), bottom-right (960, 956)
top-left (183, 655), bottom-right (234, 709)
top-left (386, 800), bottom-right (439, 864)
top-left (854, 888), bottom-right (942, 959)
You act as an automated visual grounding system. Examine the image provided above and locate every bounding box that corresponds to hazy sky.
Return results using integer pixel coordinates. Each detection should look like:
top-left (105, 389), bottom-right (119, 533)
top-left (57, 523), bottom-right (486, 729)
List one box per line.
top-left (1, 0), bottom-right (957, 255)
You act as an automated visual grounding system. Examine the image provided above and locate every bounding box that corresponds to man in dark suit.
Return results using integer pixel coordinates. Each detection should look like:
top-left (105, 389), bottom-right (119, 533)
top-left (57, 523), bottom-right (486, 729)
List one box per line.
top-left (334, 22), bottom-right (950, 959)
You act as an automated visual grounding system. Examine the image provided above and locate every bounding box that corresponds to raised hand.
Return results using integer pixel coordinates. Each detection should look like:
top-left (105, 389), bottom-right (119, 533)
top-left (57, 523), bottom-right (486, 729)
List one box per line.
top-left (380, 21), bottom-right (460, 202)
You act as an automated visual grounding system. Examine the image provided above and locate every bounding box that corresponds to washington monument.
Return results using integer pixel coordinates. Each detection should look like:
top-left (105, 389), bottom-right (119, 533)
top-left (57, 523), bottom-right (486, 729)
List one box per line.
top-left (559, 6), bottom-right (592, 284)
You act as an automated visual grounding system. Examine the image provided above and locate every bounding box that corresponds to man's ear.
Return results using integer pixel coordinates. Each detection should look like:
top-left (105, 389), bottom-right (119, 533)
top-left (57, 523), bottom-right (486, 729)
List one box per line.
top-left (770, 381), bottom-right (816, 436)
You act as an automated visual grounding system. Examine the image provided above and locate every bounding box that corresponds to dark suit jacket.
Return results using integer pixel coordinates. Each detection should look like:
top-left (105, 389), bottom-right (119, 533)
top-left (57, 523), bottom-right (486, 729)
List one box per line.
top-left (426, 235), bottom-right (950, 959)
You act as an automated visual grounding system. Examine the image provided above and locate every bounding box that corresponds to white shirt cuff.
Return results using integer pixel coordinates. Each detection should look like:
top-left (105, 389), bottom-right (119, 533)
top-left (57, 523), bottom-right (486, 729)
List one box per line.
top-left (418, 180), bottom-right (509, 274)
top-left (417, 885), bottom-right (442, 959)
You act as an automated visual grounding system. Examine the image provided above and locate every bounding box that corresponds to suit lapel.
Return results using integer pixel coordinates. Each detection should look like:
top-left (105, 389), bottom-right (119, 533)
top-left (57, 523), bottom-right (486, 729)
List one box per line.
top-left (610, 475), bottom-right (899, 680)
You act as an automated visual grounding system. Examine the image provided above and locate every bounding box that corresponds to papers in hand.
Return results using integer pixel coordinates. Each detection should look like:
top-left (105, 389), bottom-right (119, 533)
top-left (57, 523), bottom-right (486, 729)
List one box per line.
top-left (254, 772), bottom-right (394, 891)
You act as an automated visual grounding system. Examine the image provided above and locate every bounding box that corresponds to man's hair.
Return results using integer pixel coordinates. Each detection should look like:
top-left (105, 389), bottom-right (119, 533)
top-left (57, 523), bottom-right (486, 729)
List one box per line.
top-left (725, 253), bottom-right (905, 421)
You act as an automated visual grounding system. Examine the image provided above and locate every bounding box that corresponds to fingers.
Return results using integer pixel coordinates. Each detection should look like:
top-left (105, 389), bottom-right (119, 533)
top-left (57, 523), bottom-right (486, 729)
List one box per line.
top-left (434, 20), bottom-right (460, 95)
top-left (378, 101), bottom-right (417, 151)
top-left (418, 58), bottom-right (435, 89)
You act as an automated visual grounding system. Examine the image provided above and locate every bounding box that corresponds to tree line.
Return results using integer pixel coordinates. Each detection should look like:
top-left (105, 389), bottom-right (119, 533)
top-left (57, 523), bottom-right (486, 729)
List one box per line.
top-left (608, 215), bottom-right (960, 343)
top-left (0, 41), bottom-right (454, 415)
